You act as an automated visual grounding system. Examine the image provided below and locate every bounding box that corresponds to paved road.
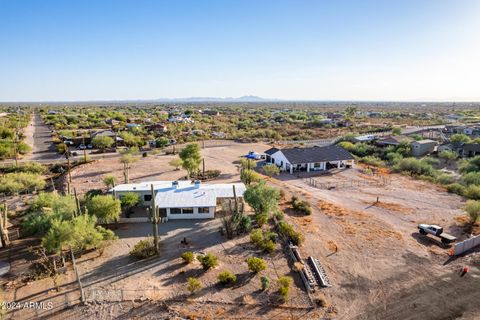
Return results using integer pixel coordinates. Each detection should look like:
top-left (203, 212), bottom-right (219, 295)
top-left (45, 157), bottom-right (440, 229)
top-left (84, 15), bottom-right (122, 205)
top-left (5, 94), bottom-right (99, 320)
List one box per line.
top-left (25, 113), bottom-right (65, 162)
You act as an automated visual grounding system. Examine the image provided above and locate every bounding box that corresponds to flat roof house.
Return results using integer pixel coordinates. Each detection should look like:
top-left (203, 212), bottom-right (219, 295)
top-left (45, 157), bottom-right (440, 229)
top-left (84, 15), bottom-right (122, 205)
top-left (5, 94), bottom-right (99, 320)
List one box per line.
top-left (411, 139), bottom-right (437, 157)
top-left (264, 145), bottom-right (354, 174)
top-left (110, 180), bottom-right (245, 221)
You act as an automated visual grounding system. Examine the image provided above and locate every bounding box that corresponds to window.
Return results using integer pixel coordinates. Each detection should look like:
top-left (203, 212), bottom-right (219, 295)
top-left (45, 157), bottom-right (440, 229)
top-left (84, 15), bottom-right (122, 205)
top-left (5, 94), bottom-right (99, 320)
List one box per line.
top-left (143, 194), bottom-right (152, 202)
top-left (170, 208), bottom-right (181, 214)
top-left (182, 207), bottom-right (194, 214)
top-left (159, 208), bottom-right (167, 216)
top-left (198, 207), bottom-right (210, 214)
top-left (314, 162), bottom-right (321, 168)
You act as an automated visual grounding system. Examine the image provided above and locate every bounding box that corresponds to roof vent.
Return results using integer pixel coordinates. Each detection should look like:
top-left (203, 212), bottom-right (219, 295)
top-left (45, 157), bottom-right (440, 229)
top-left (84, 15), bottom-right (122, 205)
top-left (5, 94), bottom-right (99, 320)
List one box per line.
top-left (172, 181), bottom-right (179, 189)
top-left (194, 180), bottom-right (201, 188)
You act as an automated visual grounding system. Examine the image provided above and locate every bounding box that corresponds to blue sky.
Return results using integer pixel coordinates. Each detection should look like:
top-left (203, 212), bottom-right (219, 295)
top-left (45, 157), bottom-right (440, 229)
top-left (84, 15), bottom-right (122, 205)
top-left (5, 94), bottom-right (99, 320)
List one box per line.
top-left (1, 0), bottom-right (479, 101)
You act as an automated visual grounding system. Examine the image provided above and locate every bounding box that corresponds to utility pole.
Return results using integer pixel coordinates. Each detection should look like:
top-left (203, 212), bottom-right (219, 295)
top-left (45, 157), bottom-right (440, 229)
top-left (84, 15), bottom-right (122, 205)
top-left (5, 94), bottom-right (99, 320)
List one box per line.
top-left (65, 143), bottom-right (72, 183)
top-left (70, 247), bottom-right (85, 303)
top-left (150, 184), bottom-right (160, 255)
top-left (82, 136), bottom-right (87, 163)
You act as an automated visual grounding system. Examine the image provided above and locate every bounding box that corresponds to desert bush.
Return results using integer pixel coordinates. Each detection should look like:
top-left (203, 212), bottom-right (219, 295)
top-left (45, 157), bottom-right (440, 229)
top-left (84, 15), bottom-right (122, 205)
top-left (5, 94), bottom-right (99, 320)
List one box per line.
top-left (260, 276), bottom-right (270, 290)
top-left (197, 253), bottom-right (219, 270)
top-left (237, 215), bottom-right (252, 234)
top-left (250, 228), bottom-right (277, 253)
top-left (291, 196), bottom-right (312, 215)
top-left (218, 271), bottom-right (237, 285)
top-left (465, 200), bottom-right (480, 224)
top-left (86, 195), bottom-right (121, 223)
top-left (246, 256), bottom-right (267, 273)
top-left (187, 277), bottom-right (202, 294)
top-left (0, 172), bottom-right (46, 195)
top-left (278, 276), bottom-right (293, 300)
top-left (129, 238), bottom-right (157, 260)
top-left (435, 174), bottom-right (455, 185)
top-left (361, 156), bottom-right (385, 167)
top-left (461, 172), bottom-right (480, 186)
top-left (446, 183), bottom-right (466, 196)
top-left (463, 185), bottom-right (480, 200)
top-left (181, 251), bottom-right (194, 263)
top-left (278, 221), bottom-right (305, 246)
top-left (393, 158), bottom-right (435, 177)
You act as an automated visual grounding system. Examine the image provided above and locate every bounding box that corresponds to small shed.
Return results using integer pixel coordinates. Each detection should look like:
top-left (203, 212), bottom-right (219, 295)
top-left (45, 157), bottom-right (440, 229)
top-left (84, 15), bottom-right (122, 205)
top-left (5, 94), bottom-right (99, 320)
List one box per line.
top-left (411, 139), bottom-right (437, 157)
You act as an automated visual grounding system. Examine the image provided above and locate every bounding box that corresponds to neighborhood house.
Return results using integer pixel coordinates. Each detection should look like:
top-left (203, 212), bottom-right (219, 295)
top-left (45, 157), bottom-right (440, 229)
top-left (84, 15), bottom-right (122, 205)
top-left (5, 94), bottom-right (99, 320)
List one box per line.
top-left (264, 145), bottom-right (355, 174)
top-left (110, 180), bottom-right (246, 220)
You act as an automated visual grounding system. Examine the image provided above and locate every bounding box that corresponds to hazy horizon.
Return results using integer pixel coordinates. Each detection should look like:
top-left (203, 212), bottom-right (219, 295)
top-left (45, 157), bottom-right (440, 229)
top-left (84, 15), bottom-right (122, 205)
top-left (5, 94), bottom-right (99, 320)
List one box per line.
top-left (1, 0), bottom-right (480, 102)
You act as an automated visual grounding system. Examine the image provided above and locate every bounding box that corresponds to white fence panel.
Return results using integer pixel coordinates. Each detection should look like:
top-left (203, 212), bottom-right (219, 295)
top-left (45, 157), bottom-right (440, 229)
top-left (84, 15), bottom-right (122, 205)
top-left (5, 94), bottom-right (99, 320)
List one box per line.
top-left (452, 235), bottom-right (480, 256)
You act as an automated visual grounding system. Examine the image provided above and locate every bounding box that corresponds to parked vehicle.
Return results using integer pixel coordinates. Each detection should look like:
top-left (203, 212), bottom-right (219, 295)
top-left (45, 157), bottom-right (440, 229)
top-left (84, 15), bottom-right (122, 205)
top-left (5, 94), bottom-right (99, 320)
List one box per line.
top-left (64, 140), bottom-right (74, 146)
top-left (244, 151), bottom-right (264, 160)
top-left (78, 144), bottom-right (86, 150)
top-left (418, 224), bottom-right (456, 244)
top-left (87, 144), bottom-right (93, 149)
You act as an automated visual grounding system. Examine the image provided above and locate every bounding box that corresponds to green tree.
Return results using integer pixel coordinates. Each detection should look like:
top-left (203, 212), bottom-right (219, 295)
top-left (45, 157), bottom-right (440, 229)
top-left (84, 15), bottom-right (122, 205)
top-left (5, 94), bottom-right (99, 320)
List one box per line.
top-left (240, 158), bottom-right (256, 170)
top-left (120, 151), bottom-right (139, 183)
top-left (103, 175), bottom-right (116, 188)
top-left (391, 127), bottom-right (402, 135)
top-left (179, 143), bottom-right (202, 178)
top-left (169, 158), bottom-right (183, 170)
top-left (240, 169), bottom-right (260, 185)
top-left (395, 141), bottom-right (412, 157)
top-left (86, 195), bottom-right (121, 223)
top-left (465, 200), bottom-right (480, 224)
top-left (244, 181), bottom-right (281, 217)
top-left (92, 136), bottom-right (114, 152)
top-left (450, 134), bottom-right (471, 144)
top-left (278, 276), bottom-right (293, 300)
top-left (41, 219), bottom-right (73, 254)
top-left (120, 192), bottom-right (140, 216)
top-left (262, 164), bottom-right (280, 177)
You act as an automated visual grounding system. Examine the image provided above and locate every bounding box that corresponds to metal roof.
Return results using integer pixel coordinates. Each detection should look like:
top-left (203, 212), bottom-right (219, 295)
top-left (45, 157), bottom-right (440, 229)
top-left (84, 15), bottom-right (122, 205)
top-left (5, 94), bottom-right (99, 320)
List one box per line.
top-left (110, 181), bottom-right (246, 208)
top-left (275, 145), bottom-right (354, 164)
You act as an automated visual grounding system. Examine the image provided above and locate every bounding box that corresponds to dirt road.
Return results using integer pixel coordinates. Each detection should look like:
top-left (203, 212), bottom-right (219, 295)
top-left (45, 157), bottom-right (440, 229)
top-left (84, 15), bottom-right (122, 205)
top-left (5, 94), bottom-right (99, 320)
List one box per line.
top-left (23, 112), bottom-right (64, 162)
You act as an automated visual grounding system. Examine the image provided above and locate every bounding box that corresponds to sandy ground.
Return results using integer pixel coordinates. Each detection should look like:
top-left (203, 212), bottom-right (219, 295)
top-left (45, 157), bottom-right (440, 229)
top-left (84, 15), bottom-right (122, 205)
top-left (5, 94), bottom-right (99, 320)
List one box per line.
top-left (66, 142), bottom-right (270, 195)
top-left (269, 167), bottom-right (480, 319)
top-left (4, 142), bottom-right (480, 319)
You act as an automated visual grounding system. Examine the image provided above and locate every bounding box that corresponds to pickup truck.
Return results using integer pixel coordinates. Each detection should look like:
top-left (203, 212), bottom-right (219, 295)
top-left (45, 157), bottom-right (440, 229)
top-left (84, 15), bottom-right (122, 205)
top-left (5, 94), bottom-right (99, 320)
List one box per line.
top-left (418, 224), bottom-right (456, 244)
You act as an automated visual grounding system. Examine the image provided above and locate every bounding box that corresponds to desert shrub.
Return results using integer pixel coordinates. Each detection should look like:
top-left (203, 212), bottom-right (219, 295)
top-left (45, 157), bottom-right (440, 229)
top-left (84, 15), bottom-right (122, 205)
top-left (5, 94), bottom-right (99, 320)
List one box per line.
top-left (435, 174), bottom-right (455, 185)
top-left (461, 172), bottom-right (480, 186)
top-left (446, 183), bottom-right (466, 196)
top-left (260, 276), bottom-right (270, 290)
top-left (246, 256), bottom-right (267, 273)
top-left (465, 200), bottom-right (480, 224)
top-left (255, 213), bottom-right (269, 227)
top-left (422, 157), bottom-right (439, 166)
top-left (197, 253), bottom-right (218, 270)
top-left (291, 197), bottom-right (312, 215)
top-left (385, 152), bottom-right (403, 165)
top-left (0, 172), bottom-right (46, 195)
top-left (262, 164), bottom-right (280, 177)
top-left (459, 156), bottom-right (480, 173)
top-left (463, 185), bottom-right (480, 200)
top-left (129, 238), bottom-right (157, 260)
top-left (278, 221), bottom-right (304, 246)
top-left (361, 156), bottom-right (385, 167)
top-left (237, 215), bottom-right (252, 234)
top-left (0, 162), bottom-right (46, 174)
top-left (250, 228), bottom-right (277, 253)
top-left (181, 251), bottom-right (194, 264)
top-left (278, 276), bottom-right (293, 300)
top-left (22, 213), bottom-right (52, 236)
top-left (187, 277), bottom-right (202, 294)
top-left (218, 271), bottom-right (237, 285)
top-left (393, 158), bottom-right (435, 177)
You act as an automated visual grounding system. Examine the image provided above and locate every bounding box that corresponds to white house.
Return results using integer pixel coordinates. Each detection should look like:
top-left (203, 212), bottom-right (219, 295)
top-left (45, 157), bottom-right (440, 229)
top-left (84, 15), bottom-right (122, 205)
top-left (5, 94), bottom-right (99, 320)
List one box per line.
top-left (110, 180), bottom-right (245, 220)
top-left (264, 145), bottom-right (355, 174)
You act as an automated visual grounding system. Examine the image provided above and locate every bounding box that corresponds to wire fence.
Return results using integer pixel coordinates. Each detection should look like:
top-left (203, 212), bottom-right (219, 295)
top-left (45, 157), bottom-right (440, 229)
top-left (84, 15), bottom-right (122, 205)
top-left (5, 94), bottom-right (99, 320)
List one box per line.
top-left (305, 176), bottom-right (391, 190)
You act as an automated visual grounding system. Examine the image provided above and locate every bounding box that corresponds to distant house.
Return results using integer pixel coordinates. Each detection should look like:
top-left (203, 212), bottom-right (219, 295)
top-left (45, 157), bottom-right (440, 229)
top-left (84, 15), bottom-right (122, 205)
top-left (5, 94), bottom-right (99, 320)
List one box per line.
top-left (411, 139), bottom-right (437, 157)
top-left (211, 131), bottom-right (226, 139)
top-left (460, 144), bottom-right (480, 158)
top-left (91, 130), bottom-right (123, 145)
top-left (264, 145), bottom-right (354, 174)
top-left (146, 123), bottom-right (168, 134)
top-left (353, 134), bottom-right (377, 143)
top-left (126, 123), bottom-right (142, 129)
top-left (190, 129), bottom-right (205, 136)
top-left (48, 110), bottom-right (57, 115)
top-left (168, 114), bottom-right (194, 123)
top-left (377, 135), bottom-right (413, 147)
top-left (202, 110), bottom-right (220, 116)
top-left (110, 180), bottom-right (246, 221)
top-left (105, 119), bottom-right (121, 126)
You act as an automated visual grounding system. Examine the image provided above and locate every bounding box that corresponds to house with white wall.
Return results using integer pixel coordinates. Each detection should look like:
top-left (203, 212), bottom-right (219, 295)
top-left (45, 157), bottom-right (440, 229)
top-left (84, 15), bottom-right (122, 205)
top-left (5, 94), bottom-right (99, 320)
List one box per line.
top-left (110, 180), bottom-right (245, 221)
top-left (264, 145), bottom-right (354, 174)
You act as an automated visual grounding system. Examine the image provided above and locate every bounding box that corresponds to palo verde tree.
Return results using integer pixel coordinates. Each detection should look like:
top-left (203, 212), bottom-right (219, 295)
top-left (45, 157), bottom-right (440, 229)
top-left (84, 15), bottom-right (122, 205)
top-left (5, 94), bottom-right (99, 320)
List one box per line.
top-left (86, 195), bottom-right (121, 223)
top-left (92, 136), bottom-right (114, 152)
top-left (119, 149), bottom-right (139, 183)
top-left (244, 181), bottom-right (281, 225)
top-left (103, 175), bottom-right (116, 189)
top-left (121, 192), bottom-right (140, 217)
top-left (179, 143), bottom-right (202, 178)
top-left (262, 164), bottom-right (280, 177)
